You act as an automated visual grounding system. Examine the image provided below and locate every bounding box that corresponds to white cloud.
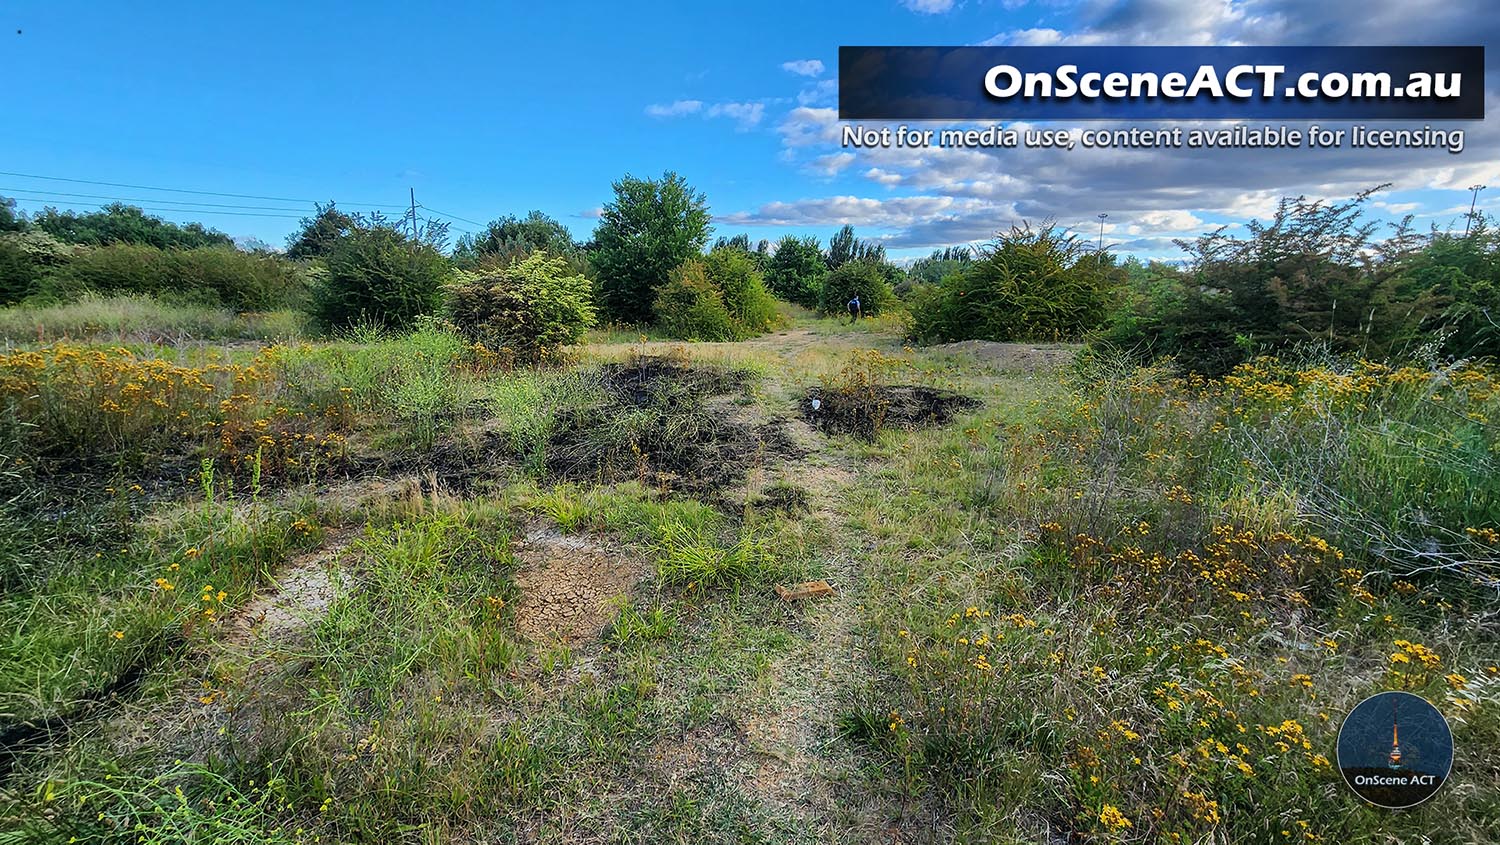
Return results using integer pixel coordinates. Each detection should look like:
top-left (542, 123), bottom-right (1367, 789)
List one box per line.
top-left (901, 0), bottom-right (956, 13)
top-left (798, 79), bottom-right (839, 106)
top-left (722, 0), bottom-right (1500, 251)
top-left (781, 59), bottom-right (825, 77)
top-left (707, 101), bottom-right (766, 129)
top-left (720, 194), bottom-right (995, 231)
top-left (777, 107), bottom-right (840, 147)
top-left (810, 152), bottom-right (857, 177)
top-left (1125, 210), bottom-right (1205, 235)
top-left (644, 100), bottom-right (703, 118)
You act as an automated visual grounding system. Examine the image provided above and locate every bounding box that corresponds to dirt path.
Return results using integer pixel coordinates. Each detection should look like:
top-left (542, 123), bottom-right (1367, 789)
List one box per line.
top-left (720, 330), bottom-right (912, 840)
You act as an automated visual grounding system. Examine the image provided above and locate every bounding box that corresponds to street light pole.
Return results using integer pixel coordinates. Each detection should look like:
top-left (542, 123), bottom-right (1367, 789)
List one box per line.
top-left (1097, 213), bottom-right (1108, 253)
top-left (1465, 185), bottom-right (1486, 237)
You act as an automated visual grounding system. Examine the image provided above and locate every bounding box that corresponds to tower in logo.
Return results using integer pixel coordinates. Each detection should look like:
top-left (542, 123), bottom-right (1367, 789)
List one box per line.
top-left (1387, 696), bottom-right (1402, 770)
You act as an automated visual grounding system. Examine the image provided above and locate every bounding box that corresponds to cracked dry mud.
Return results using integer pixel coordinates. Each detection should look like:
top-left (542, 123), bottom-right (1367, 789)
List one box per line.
top-left (512, 524), bottom-right (645, 644)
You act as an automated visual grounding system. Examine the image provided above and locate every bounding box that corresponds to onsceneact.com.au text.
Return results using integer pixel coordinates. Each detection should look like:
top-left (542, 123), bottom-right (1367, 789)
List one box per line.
top-left (983, 64), bottom-right (1464, 101)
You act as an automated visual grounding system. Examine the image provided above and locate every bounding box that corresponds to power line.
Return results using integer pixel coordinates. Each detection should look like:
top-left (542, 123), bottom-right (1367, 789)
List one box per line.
top-left (418, 204), bottom-right (487, 228)
top-left (0, 170), bottom-right (407, 208)
top-left (4, 195), bottom-right (306, 219)
top-left (0, 186), bottom-right (316, 213)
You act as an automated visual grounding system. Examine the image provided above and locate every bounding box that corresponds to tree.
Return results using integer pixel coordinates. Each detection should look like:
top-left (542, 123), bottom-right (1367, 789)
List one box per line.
top-left (591, 171), bottom-right (711, 323)
top-left (312, 221), bottom-right (450, 331)
top-left (765, 235), bottom-right (825, 309)
top-left (31, 203), bottom-right (232, 249)
top-left (287, 202), bottom-right (356, 260)
top-left (908, 247), bottom-right (973, 286)
top-left (826, 224), bottom-right (885, 269)
top-left (448, 251), bottom-right (596, 364)
top-left (454, 211), bottom-right (581, 270)
top-left (0, 196), bottom-right (24, 232)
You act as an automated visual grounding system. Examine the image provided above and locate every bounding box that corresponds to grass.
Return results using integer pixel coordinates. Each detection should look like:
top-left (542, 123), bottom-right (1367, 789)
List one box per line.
top-left (843, 349), bottom-right (1500, 842)
top-left (0, 293), bottom-right (307, 345)
top-left (1, 307), bottom-right (1496, 844)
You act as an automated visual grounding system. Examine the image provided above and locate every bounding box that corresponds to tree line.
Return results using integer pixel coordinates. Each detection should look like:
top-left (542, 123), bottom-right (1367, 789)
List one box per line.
top-left (3, 181), bottom-right (1496, 373)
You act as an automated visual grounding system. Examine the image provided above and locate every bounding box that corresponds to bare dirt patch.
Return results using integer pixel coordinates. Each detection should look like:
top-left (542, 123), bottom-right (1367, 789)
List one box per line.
top-left (511, 524), bottom-right (645, 644)
top-left (226, 529), bottom-right (359, 645)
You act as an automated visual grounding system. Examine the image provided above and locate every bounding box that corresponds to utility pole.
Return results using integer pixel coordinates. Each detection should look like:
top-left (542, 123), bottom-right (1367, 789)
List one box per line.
top-left (1097, 213), bottom-right (1108, 254)
top-left (408, 187), bottom-right (419, 245)
top-left (1465, 184), bottom-right (1486, 237)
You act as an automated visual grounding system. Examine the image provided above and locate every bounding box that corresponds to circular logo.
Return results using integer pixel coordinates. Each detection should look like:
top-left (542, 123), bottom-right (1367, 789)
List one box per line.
top-left (1336, 691), bottom-right (1453, 808)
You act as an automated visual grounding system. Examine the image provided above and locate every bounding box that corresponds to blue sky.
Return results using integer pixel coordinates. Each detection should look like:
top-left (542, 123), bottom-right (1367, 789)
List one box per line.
top-left (2, 1), bottom-right (1496, 260)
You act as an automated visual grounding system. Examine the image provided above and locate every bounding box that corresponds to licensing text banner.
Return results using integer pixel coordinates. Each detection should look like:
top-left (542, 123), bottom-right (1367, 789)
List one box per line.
top-left (838, 46), bottom-right (1484, 120)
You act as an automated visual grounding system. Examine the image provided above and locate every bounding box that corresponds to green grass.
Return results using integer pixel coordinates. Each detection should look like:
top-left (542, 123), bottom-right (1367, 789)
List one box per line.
top-left (0, 293), bottom-right (307, 344)
top-left (0, 494), bottom-right (322, 726)
top-left (3, 308), bottom-right (1497, 844)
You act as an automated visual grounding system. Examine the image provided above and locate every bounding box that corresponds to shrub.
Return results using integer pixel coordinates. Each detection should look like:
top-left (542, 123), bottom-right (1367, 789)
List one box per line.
top-left (908, 224), bottom-right (1118, 343)
top-left (312, 224), bottom-right (450, 331)
top-left (652, 259), bottom-right (737, 341)
top-left (591, 172), bottom-right (711, 324)
top-left (819, 259), bottom-right (895, 317)
top-left (43, 244), bottom-right (303, 309)
top-left (31, 203), bottom-right (232, 249)
top-left (448, 251), bottom-right (597, 365)
top-left (1100, 192), bottom-right (1500, 374)
top-left (0, 238), bottom-right (41, 305)
top-left (703, 246), bottom-right (778, 335)
top-left (1, 230), bottom-right (74, 304)
top-left (169, 247), bottom-right (304, 309)
top-left (765, 235), bottom-right (825, 309)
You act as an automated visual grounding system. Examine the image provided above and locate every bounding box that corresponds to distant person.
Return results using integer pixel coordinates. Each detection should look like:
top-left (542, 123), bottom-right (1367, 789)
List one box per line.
top-left (847, 295), bottom-right (862, 324)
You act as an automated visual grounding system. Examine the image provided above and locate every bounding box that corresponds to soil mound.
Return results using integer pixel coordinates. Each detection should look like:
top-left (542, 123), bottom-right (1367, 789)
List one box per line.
top-left (801, 385), bottom-right (980, 439)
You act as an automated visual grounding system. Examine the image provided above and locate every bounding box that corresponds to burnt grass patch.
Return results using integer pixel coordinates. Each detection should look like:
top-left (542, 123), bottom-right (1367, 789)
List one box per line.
top-left (544, 356), bottom-right (797, 497)
top-left (802, 385), bottom-right (981, 440)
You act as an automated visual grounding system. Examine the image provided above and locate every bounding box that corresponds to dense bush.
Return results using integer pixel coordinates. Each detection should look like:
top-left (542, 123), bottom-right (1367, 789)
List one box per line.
top-left (43, 244), bottom-right (302, 309)
top-left (453, 211), bottom-right (583, 272)
top-left (703, 246), bottom-right (778, 334)
top-left (765, 235), bottom-right (825, 309)
top-left (909, 224), bottom-right (1118, 343)
top-left (653, 259), bottom-right (737, 341)
top-left (819, 259), bottom-right (896, 318)
top-left (31, 203), bottom-right (233, 249)
top-left (286, 203), bottom-right (355, 260)
top-left (312, 224), bottom-right (450, 331)
top-left (448, 251), bottom-right (596, 365)
top-left (0, 239), bottom-right (35, 304)
top-left (591, 172), bottom-right (711, 324)
top-left (0, 233), bottom-right (70, 304)
top-left (1101, 192), bottom-right (1500, 374)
